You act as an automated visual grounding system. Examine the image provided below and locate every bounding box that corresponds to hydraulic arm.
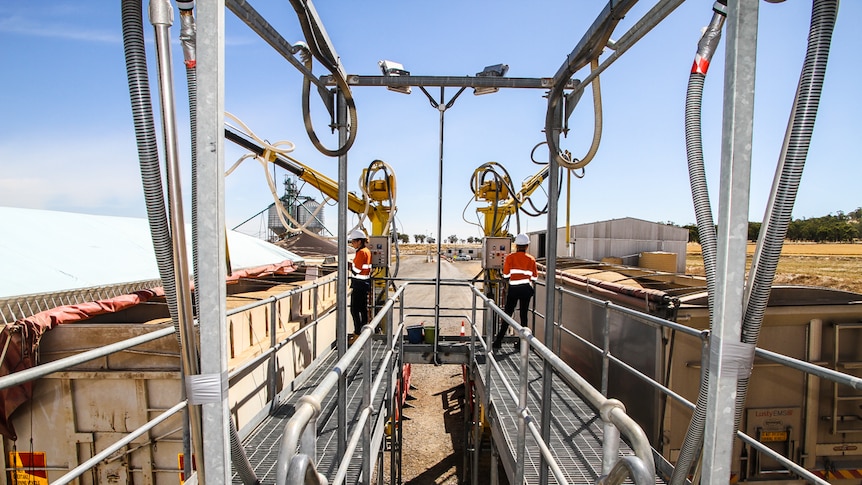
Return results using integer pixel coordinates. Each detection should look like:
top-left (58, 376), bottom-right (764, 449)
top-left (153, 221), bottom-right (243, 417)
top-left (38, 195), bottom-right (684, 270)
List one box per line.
top-left (472, 162), bottom-right (550, 237)
top-left (225, 124), bottom-right (391, 232)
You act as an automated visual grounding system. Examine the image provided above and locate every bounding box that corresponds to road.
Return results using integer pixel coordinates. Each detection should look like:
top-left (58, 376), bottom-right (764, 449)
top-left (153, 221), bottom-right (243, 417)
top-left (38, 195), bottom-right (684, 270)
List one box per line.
top-left (381, 254), bottom-right (500, 485)
top-left (391, 254), bottom-right (487, 338)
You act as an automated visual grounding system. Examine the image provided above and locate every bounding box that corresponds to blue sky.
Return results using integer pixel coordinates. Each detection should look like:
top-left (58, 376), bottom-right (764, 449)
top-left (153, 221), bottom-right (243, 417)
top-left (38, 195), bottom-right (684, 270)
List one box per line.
top-left (1, 1), bottom-right (859, 243)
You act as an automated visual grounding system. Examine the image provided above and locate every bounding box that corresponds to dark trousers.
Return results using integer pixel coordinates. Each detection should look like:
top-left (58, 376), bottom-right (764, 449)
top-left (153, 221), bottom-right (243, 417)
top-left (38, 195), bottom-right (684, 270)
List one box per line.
top-left (350, 279), bottom-right (370, 335)
top-left (495, 283), bottom-right (534, 345)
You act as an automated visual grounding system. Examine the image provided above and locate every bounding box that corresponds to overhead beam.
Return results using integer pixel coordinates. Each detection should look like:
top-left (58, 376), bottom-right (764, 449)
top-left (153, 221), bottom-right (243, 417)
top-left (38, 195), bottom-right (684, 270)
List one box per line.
top-left (550, 0), bottom-right (639, 84)
top-left (225, 0), bottom-right (330, 91)
top-left (323, 75), bottom-right (578, 90)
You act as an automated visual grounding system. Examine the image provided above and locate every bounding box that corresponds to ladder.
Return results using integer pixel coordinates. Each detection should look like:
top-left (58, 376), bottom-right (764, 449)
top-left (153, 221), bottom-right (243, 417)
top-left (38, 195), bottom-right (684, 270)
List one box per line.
top-left (831, 322), bottom-right (862, 434)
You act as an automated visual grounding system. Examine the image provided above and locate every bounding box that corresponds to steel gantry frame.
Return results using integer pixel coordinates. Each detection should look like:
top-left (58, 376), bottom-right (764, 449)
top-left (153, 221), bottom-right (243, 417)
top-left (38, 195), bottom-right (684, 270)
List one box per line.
top-left (169, 0), bottom-right (765, 482)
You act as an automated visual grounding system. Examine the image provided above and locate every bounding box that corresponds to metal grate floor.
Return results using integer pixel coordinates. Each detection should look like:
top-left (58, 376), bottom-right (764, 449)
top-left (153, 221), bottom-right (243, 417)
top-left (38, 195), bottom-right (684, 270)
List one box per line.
top-left (233, 336), bottom-right (663, 484)
top-left (232, 337), bottom-right (391, 484)
top-left (476, 343), bottom-right (665, 484)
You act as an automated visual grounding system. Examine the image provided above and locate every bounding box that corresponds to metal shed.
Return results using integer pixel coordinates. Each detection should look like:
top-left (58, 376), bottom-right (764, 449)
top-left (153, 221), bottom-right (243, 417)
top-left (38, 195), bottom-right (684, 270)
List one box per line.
top-left (536, 217), bottom-right (689, 273)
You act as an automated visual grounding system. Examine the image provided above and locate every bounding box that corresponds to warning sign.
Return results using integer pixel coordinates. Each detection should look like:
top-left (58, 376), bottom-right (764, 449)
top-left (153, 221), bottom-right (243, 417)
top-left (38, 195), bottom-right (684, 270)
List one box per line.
top-left (8, 452), bottom-right (48, 485)
top-left (759, 431), bottom-right (789, 442)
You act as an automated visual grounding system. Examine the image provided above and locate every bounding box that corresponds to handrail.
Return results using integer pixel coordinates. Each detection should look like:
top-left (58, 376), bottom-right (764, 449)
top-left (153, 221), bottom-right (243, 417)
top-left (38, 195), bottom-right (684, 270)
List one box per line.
top-left (26, 266), bottom-right (848, 485)
top-left (273, 278), bottom-right (657, 485)
top-left (228, 305), bottom-right (336, 382)
top-left (0, 325), bottom-right (176, 391)
top-left (285, 453), bottom-right (325, 485)
top-left (225, 272), bottom-right (337, 317)
top-left (42, 269), bottom-right (841, 485)
top-left (275, 283), bottom-right (408, 484)
top-left (332, 331), bottom-right (399, 485)
top-left (469, 285), bottom-right (656, 485)
top-left (481, 326), bottom-right (572, 484)
top-left (0, 274), bottom-right (338, 392)
top-left (546, 279), bottom-right (838, 485)
top-left (0, 274), bottom-right (335, 482)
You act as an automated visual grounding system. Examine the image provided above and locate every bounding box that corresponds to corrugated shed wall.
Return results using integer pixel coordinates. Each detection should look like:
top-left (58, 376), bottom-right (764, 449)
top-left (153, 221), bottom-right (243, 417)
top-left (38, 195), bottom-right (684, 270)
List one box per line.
top-left (569, 218), bottom-right (689, 273)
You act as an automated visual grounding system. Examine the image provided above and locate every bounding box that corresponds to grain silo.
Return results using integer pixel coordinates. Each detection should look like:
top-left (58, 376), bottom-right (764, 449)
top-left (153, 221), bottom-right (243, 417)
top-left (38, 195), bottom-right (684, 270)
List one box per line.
top-left (268, 176), bottom-right (327, 236)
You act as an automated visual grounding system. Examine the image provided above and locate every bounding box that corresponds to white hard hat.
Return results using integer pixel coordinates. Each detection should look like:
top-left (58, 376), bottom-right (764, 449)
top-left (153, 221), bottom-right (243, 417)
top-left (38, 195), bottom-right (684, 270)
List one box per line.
top-left (514, 233), bottom-right (529, 245)
top-left (349, 229), bottom-right (367, 241)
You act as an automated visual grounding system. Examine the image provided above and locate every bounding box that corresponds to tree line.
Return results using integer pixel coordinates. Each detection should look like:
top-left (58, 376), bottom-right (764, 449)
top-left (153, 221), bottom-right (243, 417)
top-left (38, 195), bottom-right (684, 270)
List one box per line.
top-left (682, 208), bottom-right (862, 243)
top-left (395, 208), bottom-right (862, 245)
top-left (403, 234), bottom-right (484, 244)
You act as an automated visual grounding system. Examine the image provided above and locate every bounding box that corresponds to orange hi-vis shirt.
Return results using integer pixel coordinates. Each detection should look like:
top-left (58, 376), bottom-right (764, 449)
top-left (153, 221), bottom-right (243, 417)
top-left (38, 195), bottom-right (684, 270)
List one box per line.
top-left (503, 250), bottom-right (538, 285)
top-left (352, 247), bottom-right (372, 280)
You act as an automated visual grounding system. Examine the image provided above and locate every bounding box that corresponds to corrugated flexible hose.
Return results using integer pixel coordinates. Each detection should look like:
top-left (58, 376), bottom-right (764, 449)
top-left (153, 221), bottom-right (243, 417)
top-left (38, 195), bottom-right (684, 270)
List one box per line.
top-left (120, 0), bottom-right (181, 342)
top-left (671, 4), bottom-right (725, 483)
top-left (734, 0), bottom-right (837, 433)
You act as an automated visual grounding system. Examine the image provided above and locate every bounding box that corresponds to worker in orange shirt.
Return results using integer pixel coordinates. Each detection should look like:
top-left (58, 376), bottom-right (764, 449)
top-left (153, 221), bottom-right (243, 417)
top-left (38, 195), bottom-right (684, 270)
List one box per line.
top-left (493, 234), bottom-right (538, 350)
top-left (349, 229), bottom-right (372, 336)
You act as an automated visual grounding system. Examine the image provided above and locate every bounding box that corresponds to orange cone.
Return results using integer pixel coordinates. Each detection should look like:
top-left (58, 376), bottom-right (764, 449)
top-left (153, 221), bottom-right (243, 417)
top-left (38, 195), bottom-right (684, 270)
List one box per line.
top-left (460, 321), bottom-right (465, 337)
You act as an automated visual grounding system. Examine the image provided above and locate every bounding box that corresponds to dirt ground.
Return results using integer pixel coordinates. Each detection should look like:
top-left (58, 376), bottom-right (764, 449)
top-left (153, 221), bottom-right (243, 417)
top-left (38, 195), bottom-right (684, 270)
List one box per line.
top-left (395, 363), bottom-right (470, 485)
top-left (382, 255), bottom-right (490, 485)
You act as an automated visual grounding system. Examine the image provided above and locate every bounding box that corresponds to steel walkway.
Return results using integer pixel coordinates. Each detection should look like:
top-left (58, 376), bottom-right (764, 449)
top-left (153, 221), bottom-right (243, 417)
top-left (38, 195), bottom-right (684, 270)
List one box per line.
top-left (233, 337), bottom-right (391, 484)
top-left (473, 339), bottom-right (666, 484)
top-left (233, 332), bottom-right (662, 484)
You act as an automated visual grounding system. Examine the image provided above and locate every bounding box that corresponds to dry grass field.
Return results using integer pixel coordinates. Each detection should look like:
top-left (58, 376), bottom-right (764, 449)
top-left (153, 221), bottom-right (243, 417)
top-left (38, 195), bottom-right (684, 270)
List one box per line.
top-left (686, 242), bottom-right (862, 294)
top-left (400, 242), bottom-right (862, 294)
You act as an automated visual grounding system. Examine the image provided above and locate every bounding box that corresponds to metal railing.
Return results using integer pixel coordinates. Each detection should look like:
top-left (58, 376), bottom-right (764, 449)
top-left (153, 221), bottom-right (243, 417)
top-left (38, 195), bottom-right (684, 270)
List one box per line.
top-left (0, 272), bottom-right (338, 484)
top-left (278, 279), bottom-right (655, 485)
top-left (469, 285), bottom-right (656, 485)
top-left (542, 279), bottom-right (851, 485)
top-left (9, 268), bottom-right (851, 484)
top-left (277, 282), bottom-right (405, 485)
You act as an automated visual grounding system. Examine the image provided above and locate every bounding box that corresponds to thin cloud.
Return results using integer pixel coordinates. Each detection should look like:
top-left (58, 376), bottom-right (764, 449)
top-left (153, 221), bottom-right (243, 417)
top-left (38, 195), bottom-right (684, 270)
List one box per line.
top-left (0, 13), bottom-right (265, 48)
top-left (0, 15), bottom-right (120, 43)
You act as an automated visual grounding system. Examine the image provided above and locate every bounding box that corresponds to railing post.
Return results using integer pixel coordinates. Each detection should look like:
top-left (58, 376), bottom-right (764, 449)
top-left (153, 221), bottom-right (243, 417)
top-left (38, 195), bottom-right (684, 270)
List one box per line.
top-left (555, 285), bottom-right (564, 356)
top-left (269, 298), bottom-right (278, 412)
top-left (312, 284), bottom-right (319, 361)
top-left (471, 289), bottom-right (478, 342)
top-left (472, 397), bottom-right (481, 485)
top-left (313, 283), bottom-right (319, 321)
top-left (600, 400), bottom-right (624, 477)
top-left (484, 299), bottom-right (494, 404)
top-left (389, 325), bottom-right (401, 485)
top-left (363, 336), bottom-right (372, 484)
top-left (602, 301), bottom-right (611, 397)
top-left (516, 330), bottom-right (531, 485)
top-left (397, 334), bottom-right (404, 484)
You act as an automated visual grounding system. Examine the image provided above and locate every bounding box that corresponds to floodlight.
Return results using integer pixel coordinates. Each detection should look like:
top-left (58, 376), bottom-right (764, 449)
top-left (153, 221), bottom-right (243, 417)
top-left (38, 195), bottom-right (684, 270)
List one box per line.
top-left (477, 64), bottom-right (509, 77)
top-left (378, 59), bottom-right (411, 94)
top-left (473, 63), bottom-right (509, 96)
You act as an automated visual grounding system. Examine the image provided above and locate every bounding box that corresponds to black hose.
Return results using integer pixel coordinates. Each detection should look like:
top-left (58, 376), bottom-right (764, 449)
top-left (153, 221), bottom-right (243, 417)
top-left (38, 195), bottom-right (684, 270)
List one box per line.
top-left (122, 2), bottom-right (195, 475)
top-left (671, 4), bottom-right (725, 483)
top-left (230, 418), bottom-right (260, 484)
top-left (684, 71), bottom-right (719, 305)
top-left (296, 44), bottom-right (357, 157)
top-left (120, 0), bottom-right (181, 342)
top-left (734, 0), bottom-right (837, 428)
top-left (741, 0), bottom-right (836, 349)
